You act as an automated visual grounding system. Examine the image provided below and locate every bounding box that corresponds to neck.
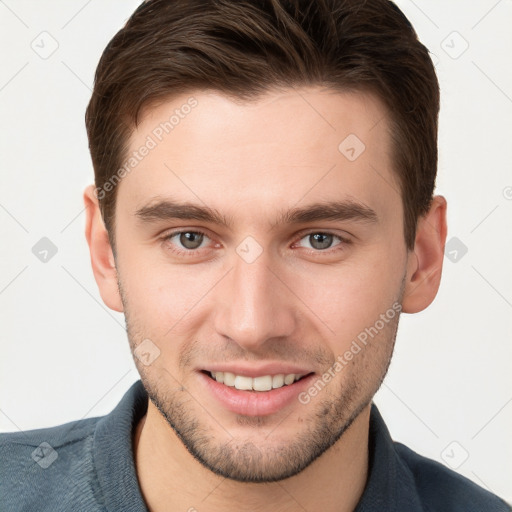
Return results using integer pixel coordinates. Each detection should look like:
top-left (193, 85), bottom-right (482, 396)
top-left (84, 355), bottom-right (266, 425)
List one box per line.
top-left (134, 402), bottom-right (370, 512)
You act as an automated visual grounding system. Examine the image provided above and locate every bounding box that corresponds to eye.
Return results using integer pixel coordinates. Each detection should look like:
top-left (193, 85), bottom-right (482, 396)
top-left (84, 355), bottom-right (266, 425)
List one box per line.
top-left (296, 232), bottom-right (348, 251)
top-left (163, 230), bottom-right (211, 253)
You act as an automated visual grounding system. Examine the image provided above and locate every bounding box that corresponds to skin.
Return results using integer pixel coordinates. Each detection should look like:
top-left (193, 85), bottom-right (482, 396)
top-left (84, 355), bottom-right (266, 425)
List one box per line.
top-left (84, 87), bottom-right (447, 512)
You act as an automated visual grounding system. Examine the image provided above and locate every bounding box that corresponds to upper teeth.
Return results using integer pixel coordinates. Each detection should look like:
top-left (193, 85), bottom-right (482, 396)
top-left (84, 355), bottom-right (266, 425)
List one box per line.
top-left (211, 372), bottom-right (305, 391)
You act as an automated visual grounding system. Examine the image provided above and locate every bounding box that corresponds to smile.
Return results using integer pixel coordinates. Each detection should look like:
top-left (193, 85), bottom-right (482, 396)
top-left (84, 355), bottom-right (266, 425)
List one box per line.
top-left (207, 371), bottom-right (308, 391)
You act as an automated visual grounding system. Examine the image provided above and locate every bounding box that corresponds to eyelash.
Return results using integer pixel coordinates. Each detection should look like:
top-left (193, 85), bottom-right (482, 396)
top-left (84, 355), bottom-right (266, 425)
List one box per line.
top-left (160, 229), bottom-right (351, 258)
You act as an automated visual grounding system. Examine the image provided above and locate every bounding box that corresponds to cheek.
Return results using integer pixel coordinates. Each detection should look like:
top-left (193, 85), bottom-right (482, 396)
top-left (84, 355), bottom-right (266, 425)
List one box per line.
top-left (290, 245), bottom-right (405, 348)
top-left (119, 249), bottom-right (222, 341)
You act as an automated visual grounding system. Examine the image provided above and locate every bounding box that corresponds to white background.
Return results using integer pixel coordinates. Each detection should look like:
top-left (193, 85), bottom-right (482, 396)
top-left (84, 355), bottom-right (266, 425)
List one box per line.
top-left (1, 0), bottom-right (511, 504)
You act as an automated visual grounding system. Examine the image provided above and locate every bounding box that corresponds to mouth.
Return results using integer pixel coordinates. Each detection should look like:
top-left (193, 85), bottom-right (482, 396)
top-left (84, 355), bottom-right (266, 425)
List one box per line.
top-left (198, 363), bottom-right (317, 416)
top-left (201, 370), bottom-right (313, 392)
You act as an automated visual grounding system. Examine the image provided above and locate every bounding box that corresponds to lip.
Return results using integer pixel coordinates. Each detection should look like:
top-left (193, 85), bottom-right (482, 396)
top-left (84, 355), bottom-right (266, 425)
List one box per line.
top-left (198, 370), bottom-right (315, 417)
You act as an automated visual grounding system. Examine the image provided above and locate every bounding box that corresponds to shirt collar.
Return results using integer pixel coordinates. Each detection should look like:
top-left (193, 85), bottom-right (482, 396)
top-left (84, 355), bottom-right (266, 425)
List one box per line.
top-left (354, 402), bottom-right (424, 511)
top-left (94, 379), bottom-right (149, 511)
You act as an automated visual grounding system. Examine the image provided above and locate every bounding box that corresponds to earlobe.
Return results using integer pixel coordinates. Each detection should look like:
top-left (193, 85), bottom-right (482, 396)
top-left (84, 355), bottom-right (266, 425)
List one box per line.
top-left (402, 195), bottom-right (448, 314)
top-left (83, 185), bottom-right (124, 312)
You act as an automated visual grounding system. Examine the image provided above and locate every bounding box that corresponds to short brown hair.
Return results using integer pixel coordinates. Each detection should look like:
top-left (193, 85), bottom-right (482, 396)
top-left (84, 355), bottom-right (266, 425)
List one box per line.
top-left (85, 0), bottom-right (439, 250)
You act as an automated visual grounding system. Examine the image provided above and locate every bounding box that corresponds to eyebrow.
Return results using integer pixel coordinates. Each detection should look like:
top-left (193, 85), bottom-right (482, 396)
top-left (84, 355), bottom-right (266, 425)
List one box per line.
top-left (135, 197), bottom-right (378, 230)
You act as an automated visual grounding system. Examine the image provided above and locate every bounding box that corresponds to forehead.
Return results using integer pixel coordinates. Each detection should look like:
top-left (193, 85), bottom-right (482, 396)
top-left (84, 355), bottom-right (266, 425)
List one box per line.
top-left (118, 87), bottom-right (400, 223)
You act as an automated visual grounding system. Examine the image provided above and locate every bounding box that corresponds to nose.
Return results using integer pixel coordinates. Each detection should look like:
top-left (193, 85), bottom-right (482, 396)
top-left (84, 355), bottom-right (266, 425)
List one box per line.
top-left (213, 245), bottom-right (297, 352)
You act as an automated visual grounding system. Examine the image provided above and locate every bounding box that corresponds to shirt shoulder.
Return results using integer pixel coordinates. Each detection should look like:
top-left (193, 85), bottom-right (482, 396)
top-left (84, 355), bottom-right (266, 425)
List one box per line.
top-left (0, 416), bottom-right (105, 512)
top-left (394, 441), bottom-right (511, 512)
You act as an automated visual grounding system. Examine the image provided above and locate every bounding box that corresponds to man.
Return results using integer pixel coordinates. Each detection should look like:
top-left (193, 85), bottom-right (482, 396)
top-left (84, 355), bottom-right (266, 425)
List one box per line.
top-left (1, 0), bottom-right (510, 510)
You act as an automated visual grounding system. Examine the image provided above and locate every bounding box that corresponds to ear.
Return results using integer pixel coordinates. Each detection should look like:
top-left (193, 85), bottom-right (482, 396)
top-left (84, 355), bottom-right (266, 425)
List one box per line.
top-left (402, 195), bottom-right (447, 313)
top-left (83, 185), bottom-right (124, 312)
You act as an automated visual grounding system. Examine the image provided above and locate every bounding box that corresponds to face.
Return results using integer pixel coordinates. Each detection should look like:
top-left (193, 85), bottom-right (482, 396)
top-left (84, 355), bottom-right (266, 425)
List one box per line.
top-left (111, 87), bottom-right (409, 482)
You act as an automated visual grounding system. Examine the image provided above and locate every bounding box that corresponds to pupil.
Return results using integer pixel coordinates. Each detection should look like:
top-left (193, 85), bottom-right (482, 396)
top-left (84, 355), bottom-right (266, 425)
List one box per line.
top-left (180, 232), bottom-right (203, 249)
top-left (310, 233), bottom-right (332, 250)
